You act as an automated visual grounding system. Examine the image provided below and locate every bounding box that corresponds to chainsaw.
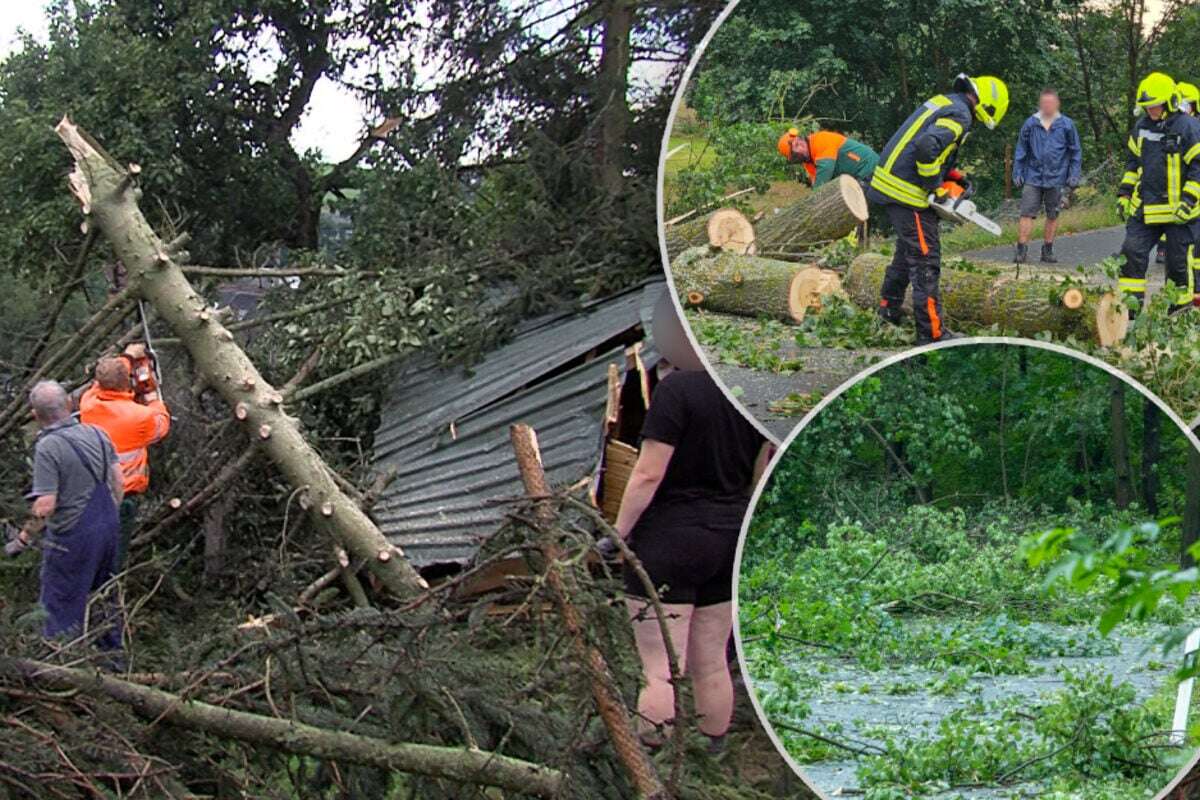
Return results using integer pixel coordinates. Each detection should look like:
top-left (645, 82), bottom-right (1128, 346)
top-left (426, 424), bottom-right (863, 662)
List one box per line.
top-left (927, 183), bottom-right (1002, 236)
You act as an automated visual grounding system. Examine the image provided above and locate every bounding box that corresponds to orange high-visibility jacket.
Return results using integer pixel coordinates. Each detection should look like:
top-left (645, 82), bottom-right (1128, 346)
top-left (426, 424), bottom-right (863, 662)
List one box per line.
top-left (79, 385), bottom-right (170, 494)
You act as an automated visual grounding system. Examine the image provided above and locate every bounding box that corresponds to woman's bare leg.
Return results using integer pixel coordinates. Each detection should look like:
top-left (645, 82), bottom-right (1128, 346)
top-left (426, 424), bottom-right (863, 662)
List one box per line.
top-left (626, 598), bottom-right (693, 742)
top-left (687, 601), bottom-right (735, 737)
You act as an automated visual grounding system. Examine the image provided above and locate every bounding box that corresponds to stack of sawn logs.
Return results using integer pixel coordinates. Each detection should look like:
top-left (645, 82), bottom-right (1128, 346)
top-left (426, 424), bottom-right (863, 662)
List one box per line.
top-left (664, 176), bottom-right (1127, 347)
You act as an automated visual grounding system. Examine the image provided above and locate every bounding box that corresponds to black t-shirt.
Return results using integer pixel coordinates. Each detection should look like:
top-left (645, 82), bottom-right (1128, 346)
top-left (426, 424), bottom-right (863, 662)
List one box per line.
top-left (639, 369), bottom-right (765, 509)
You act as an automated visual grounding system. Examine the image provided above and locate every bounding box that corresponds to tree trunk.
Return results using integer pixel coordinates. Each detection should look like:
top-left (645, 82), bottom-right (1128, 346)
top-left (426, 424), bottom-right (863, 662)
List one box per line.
top-left (672, 249), bottom-right (842, 323)
top-left (1, 657), bottom-right (564, 797)
top-left (664, 208), bottom-right (755, 262)
top-left (842, 253), bottom-right (1128, 346)
top-left (510, 424), bottom-right (666, 800)
top-left (1183, 436), bottom-right (1200, 568)
top-left (1142, 401), bottom-right (1161, 517)
top-left (596, 0), bottom-right (635, 198)
top-left (56, 117), bottom-right (426, 598)
top-left (1110, 375), bottom-right (1133, 510)
top-left (754, 175), bottom-right (868, 259)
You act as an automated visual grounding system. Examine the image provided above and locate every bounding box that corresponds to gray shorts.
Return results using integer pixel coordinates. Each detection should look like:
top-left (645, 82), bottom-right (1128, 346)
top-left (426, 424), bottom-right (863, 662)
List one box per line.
top-left (1019, 184), bottom-right (1062, 220)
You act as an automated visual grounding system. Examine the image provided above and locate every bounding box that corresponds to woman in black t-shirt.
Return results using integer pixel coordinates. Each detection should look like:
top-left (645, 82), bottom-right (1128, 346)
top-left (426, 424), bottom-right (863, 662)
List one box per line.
top-left (614, 291), bottom-right (769, 749)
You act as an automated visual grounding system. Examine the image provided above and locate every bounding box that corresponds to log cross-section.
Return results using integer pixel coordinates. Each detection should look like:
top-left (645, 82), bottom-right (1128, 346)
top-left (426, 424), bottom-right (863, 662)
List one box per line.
top-left (55, 116), bottom-right (426, 597)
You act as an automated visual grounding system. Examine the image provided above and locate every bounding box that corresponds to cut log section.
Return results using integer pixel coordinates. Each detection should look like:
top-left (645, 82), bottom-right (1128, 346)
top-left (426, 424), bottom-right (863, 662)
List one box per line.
top-left (664, 208), bottom-right (756, 261)
top-left (754, 175), bottom-right (868, 259)
top-left (841, 253), bottom-right (1128, 346)
top-left (672, 249), bottom-right (844, 323)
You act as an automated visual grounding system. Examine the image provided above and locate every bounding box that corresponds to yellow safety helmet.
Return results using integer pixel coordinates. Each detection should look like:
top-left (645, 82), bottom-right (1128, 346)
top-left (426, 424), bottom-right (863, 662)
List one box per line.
top-left (955, 74), bottom-right (1009, 130)
top-left (1177, 81), bottom-right (1199, 113)
top-left (1136, 72), bottom-right (1178, 111)
top-left (777, 127), bottom-right (800, 160)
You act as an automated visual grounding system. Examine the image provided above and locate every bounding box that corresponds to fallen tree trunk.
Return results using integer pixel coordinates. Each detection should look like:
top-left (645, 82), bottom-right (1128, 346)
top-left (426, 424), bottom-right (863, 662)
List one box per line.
top-left (56, 117), bottom-right (426, 597)
top-left (842, 252), bottom-right (1128, 346)
top-left (672, 248), bottom-right (843, 323)
top-left (1, 657), bottom-right (565, 797)
top-left (663, 208), bottom-right (755, 261)
top-left (754, 175), bottom-right (868, 259)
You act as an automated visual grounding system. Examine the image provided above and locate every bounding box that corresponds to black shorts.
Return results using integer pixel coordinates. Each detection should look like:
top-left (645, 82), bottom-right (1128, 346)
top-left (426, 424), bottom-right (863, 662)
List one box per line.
top-left (1019, 184), bottom-right (1062, 220)
top-left (622, 500), bottom-right (745, 607)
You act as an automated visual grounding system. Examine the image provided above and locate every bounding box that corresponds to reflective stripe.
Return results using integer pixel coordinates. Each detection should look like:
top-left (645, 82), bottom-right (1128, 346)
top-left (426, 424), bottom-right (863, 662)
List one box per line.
top-left (1119, 277), bottom-right (1147, 292)
top-left (914, 212), bottom-right (929, 255)
top-left (1185, 180), bottom-right (1200, 200)
top-left (1145, 203), bottom-right (1176, 224)
top-left (882, 95), bottom-right (952, 174)
top-left (917, 143), bottom-right (958, 177)
top-left (1168, 153), bottom-right (1181, 208)
top-left (1186, 142), bottom-right (1200, 163)
top-left (927, 296), bottom-right (942, 339)
top-left (870, 168), bottom-right (930, 207)
top-left (1129, 135), bottom-right (1141, 156)
top-left (935, 117), bottom-right (963, 138)
top-left (1121, 170), bottom-right (1139, 185)
top-left (1139, 129), bottom-right (1165, 142)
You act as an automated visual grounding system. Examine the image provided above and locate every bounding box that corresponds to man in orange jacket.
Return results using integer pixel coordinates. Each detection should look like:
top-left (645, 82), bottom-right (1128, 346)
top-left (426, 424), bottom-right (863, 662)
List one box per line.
top-left (78, 345), bottom-right (170, 568)
top-left (777, 128), bottom-right (879, 188)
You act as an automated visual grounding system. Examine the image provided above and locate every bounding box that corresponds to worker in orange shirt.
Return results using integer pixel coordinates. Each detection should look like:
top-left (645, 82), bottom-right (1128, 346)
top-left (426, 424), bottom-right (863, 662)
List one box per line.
top-left (78, 344), bottom-right (170, 569)
top-left (777, 128), bottom-right (879, 188)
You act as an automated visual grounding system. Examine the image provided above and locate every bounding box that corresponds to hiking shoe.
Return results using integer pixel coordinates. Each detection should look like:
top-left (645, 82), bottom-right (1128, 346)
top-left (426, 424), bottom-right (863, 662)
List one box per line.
top-left (917, 330), bottom-right (964, 346)
top-left (1040, 243), bottom-right (1057, 263)
top-left (877, 306), bottom-right (903, 327)
top-left (1014, 242), bottom-right (1028, 264)
top-left (706, 734), bottom-right (727, 755)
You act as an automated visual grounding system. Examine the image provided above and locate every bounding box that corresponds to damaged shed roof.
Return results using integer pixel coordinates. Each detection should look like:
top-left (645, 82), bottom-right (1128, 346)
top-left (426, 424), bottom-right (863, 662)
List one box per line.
top-left (371, 280), bottom-right (663, 567)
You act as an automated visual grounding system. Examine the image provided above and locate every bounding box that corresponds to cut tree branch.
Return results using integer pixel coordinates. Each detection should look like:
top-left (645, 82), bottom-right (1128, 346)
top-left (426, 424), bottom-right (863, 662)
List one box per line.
top-left (1, 657), bottom-right (565, 797)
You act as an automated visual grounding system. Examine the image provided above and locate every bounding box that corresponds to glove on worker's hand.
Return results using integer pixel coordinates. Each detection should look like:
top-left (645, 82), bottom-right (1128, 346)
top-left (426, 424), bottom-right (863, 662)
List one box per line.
top-left (4, 525), bottom-right (29, 558)
top-left (1067, 175), bottom-right (1082, 188)
top-left (1117, 195), bottom-right (1133, 221)
top-left (1175, 200), bottom-right (1200, 223)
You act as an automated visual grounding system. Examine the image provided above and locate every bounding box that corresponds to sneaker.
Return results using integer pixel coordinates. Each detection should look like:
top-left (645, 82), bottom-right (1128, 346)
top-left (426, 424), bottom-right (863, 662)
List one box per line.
top-left (1014, 242), bottom-right (1028, 264)
top-left (1040, 243), bottom-right (1057, 263)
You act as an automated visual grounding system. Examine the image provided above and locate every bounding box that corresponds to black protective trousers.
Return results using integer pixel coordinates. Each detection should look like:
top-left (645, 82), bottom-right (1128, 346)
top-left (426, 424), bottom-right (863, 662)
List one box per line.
top-left (880, 204), bottom-right (945, 342)
top-left (1119, 213), bottom-right (1199, 311)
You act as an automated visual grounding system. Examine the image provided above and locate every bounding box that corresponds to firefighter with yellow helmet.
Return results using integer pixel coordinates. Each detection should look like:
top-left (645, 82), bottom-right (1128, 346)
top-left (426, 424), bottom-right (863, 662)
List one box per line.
top-left (1179, 82), bottom-right (1200, 117)
top-left (866, 74), bottom-right (1009, 343)
top-left (1116, 72), bottom-right (1200, 313)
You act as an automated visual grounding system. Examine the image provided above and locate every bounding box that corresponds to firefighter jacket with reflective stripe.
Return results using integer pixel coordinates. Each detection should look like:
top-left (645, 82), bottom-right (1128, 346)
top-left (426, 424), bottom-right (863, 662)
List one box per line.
top-left (1119, 111), bottom-right (1200, 224)
top-left (868, 93), bottom-right (973, 209)
top-left (802, 131), bottom-right (879, 187)
top-left (79, 384), bottom-right (170, 495)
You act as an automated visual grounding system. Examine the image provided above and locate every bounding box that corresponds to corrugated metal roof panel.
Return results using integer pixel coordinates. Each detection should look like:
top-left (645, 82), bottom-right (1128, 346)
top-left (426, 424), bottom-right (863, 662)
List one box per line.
top-left (372, 280), bottom-right (663, 567)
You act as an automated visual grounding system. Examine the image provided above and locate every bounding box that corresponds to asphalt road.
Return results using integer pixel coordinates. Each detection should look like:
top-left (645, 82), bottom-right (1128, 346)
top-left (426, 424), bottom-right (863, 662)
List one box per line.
top-left (961, 224), bottom-right (1125, 270)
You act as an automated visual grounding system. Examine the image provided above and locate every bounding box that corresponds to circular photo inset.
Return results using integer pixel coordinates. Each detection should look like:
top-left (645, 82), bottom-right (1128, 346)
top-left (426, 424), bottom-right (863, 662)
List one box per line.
top-left (736, 340), bottom-right (1200, 800)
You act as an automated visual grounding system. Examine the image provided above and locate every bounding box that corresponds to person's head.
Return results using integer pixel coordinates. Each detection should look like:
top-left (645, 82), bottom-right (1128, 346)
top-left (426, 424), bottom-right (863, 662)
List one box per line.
top-left (1136, 72), bottom-right (1177, 120)
top-left (29, 381), bottom-right (70, 426)
top-left (1038, 88), bottom-right (1061, 117)
top-left (776, 128), bottom-right (807, 163)
top-left (651, 289), bottom-right (704, 372)
top-left (95, 356), bottom-right (132, 391)
top-left (953, 73), bottom-right (1009, 130)
top-left (1178, 81), bottom-right (1199, 116)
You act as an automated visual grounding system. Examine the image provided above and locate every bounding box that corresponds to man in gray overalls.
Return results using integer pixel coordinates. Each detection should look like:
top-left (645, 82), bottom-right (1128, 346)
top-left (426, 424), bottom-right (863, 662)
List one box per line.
top-left (7, 381), bottom-right (125, 652)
